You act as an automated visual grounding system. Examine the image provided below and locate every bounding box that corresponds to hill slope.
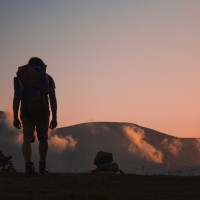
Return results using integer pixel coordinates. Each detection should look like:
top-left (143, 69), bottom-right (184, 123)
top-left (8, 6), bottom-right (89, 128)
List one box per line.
top-left (1, 111), bottom-right (200, 174)
top-left (54, 122), bottom-right (200, 174)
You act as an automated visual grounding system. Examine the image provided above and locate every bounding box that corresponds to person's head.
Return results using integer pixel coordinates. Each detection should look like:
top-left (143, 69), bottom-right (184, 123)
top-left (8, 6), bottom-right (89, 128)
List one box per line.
top-left (28, 57), bottom-right (46, 68)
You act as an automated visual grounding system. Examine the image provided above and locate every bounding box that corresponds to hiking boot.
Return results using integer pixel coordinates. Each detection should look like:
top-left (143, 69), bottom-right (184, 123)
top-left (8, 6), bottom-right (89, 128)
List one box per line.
top-left (39, 161), bottom-right (49, 175)
top-left (25, 162), bottom-right (38, 176)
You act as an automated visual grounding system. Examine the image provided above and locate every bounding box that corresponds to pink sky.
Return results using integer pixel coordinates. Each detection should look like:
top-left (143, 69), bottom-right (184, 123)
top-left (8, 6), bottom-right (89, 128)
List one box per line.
top-left (1, 0), bottom-right (200, 138)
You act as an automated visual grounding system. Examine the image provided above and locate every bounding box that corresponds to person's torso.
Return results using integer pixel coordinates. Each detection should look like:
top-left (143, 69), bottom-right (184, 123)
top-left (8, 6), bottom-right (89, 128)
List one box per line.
top-left (18, 74), bottom-right (55, 119)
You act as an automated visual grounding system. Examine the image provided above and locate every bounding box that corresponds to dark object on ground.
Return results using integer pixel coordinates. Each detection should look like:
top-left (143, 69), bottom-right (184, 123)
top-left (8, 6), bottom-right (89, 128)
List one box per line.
top-left (93, 151), bottom-right (124, 174)
top-left (94, 162), bottom-right (119, 173)
top-left (94, 151), bottom-right (113, 165)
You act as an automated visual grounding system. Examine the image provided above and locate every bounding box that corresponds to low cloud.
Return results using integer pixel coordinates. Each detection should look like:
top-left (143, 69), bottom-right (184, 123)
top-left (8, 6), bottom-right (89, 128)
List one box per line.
top-left (161, 138), bottom-right (183, 156)
top-left (123, 126), bottom-right (163, 164)
top-left (49, 134), bottom-right (77, 152)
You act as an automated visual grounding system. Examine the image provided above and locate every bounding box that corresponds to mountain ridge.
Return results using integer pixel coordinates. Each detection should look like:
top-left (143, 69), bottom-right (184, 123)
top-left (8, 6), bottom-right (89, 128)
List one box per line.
top-left (1, 111), bottom-right (200, 174)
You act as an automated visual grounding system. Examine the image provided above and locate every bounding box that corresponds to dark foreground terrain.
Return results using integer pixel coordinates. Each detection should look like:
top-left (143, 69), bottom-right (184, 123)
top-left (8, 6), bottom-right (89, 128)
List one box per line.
top-left (0, 172), bottom-right (200, 200)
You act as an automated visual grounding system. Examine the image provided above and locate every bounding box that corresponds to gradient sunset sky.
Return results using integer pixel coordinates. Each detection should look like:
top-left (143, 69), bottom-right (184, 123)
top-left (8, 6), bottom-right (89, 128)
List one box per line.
top-left (1, 0), bottom-right (200, 138)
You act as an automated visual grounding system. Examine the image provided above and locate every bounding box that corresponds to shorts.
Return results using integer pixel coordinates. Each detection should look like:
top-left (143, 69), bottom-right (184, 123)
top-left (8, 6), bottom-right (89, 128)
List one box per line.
top-left (21, 116), bottom-right (49, 142)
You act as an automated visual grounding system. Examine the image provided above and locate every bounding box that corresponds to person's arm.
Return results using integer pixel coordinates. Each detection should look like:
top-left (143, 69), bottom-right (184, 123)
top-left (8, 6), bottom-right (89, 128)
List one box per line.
top-left (49, 89), bottom-right (57, 120)
top-left (13, 95), bottom-right (22, 129)
top-left (48, 75), bottom-right (57, 129)
top-left (49, 88), bottom-right (57, 129)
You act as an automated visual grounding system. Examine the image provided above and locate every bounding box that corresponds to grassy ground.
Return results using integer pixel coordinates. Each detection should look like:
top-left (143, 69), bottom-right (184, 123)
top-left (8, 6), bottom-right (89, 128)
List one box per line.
top-left (0, 172), bottom-right (200, 200)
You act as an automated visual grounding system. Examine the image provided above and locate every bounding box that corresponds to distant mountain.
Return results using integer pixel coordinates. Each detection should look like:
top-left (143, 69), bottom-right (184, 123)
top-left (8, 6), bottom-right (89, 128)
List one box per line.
top-left (54, 122), bottom-right (200, 175)
top-left (1, 111), bottom-right (200, 175)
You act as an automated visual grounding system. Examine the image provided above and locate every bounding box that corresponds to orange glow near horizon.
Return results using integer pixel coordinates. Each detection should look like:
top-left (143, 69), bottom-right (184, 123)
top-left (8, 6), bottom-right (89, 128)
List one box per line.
top-left (3, 107), bottom-right (200, 139)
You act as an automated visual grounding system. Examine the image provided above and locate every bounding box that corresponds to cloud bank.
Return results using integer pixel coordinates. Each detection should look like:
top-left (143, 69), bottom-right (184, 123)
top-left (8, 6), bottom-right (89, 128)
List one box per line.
top-left (161, 138), bottom-right (183, 156)
top-left (49, 134), bottom-right (77, 152)
top-left (123, 126), bottom-right (163, 164)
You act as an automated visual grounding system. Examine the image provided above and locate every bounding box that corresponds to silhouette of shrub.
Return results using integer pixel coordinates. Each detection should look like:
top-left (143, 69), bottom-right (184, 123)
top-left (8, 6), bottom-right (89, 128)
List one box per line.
top-left (0, 150), bottom-right (16, 172)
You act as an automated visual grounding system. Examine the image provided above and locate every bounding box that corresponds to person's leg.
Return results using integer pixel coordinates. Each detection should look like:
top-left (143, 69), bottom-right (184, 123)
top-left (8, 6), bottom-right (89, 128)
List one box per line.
top-left (39, 140), bottom-right (48, 175)
top-left (39, 140), bottom-right (48, 161)
top-left (22, 122), bottom-right (36, 175)
top-left (36, 117), bottom-right (49, 174)
top-left (22, 139), bottom-right (32, 162)
top-left (22, 123), bottom-right (35, 162)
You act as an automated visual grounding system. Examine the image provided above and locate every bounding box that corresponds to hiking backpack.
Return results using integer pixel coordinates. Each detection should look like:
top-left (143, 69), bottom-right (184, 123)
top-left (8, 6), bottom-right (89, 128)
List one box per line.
top-left (14, 64), bottom-right (49, 117)
top-left (93, 151), bottom-right (124, 173)
top-left (94, 151), bottom-right (113, 166)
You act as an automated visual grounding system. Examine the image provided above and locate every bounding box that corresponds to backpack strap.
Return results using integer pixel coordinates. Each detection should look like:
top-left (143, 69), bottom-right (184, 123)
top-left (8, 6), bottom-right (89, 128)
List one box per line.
top-left (42, 75), bottom-right (49, 105)
top-left (42, 74), bottom-right (49, 95)
top-left (14, 77), bottom-right (23, 99)
top-left (18, 77), bottom-right (25, 90)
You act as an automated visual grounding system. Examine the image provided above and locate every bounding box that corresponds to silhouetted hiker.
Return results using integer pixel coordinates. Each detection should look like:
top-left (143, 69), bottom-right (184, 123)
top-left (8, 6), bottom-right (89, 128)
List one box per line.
top-left (13, 57), bottom-right (57, 175)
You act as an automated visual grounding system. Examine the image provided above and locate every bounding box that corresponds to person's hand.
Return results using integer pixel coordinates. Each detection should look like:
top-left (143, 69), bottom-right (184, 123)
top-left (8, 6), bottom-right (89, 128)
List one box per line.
top-left (13, 118), bottom-right (22, 129)
top-left (50, 119), bottom-right (57, 129)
